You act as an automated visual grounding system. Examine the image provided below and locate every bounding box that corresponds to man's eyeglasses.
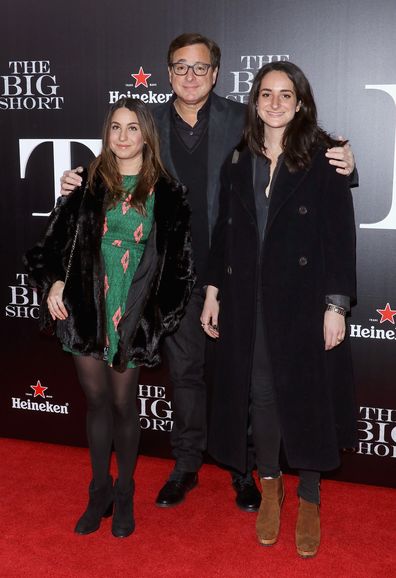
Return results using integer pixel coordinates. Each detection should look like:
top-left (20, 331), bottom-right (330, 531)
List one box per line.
top-left (170, 62), bottom-right (213, 76)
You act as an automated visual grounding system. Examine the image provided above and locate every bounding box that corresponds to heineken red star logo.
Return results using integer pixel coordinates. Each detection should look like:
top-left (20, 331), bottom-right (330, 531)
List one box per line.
top-left (376, 303), bottom-right (396, 324)
top-left (131, 66), bottom-right (151, 88)
top-left (30, 380), bottom-right (48, 398)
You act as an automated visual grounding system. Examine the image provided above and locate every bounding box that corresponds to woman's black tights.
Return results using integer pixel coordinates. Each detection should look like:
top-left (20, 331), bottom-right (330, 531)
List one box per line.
top-left (73, 355), bottom-right (140, 492)
top-left (250, 311), bottom-right (321, 504)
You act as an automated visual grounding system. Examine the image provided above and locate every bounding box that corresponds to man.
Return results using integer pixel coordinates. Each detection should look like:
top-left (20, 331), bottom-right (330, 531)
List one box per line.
top-left (60, 33), bottom-right (356, 512)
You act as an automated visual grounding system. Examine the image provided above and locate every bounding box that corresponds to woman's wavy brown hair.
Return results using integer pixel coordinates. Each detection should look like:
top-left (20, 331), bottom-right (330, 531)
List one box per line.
top-left (88, 97), bottom-right (169, 213)
top-left (242, 61), bottom-right (345, 171)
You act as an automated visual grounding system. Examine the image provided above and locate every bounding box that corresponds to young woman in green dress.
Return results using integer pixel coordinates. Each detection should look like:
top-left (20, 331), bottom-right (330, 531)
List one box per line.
top-left (24, 98), bottom-right (195, 538)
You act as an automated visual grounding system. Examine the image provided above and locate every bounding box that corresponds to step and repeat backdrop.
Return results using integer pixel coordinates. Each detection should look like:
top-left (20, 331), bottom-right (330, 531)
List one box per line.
top-left (1, 0), bottom-right (396, 487)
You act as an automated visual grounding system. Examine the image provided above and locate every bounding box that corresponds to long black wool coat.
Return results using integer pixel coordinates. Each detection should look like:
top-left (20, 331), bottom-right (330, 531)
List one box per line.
top-left (206, 146), bottom-right (357, 473)
top-left (24, 174), bottom-right (195, 372)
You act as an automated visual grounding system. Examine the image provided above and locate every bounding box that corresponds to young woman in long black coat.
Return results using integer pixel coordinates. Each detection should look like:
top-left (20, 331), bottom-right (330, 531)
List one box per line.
top-left (24, 98), bottom-right (195, 538)
top-left (201, 62), bottom-right (356, 557)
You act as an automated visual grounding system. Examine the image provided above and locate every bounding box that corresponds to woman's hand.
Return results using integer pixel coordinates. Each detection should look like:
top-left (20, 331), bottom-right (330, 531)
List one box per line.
top-left (200, 285), bottom-right (220, 338)
top-left (324, 310), bottom-right (345, 350)
top-left (47, 280), bottom-right (68, 320)
top-left (325, 138), bottom-right (355, 176)
top-left (60, 167), bottom-right (83, 196)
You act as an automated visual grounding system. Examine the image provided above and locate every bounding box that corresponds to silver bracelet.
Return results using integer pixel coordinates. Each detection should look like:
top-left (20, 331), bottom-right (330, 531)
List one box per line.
top-left (326, 303), bottom-right (346, 317)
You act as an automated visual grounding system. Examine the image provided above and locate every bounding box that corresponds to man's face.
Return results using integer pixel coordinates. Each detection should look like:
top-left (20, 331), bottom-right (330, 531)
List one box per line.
top-left (168, 43), bottom-right (218, 107)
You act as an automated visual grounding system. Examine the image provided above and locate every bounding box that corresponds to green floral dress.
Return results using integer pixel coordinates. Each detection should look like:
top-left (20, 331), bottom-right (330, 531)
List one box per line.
top-left (64, 175), bottom-right (155, 367)
top-left (101, 175), bottom-right (155, 368)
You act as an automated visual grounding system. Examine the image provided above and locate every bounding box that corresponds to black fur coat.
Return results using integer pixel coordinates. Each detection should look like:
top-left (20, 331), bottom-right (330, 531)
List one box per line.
top-left (24, 174), bottom-right (195, 371)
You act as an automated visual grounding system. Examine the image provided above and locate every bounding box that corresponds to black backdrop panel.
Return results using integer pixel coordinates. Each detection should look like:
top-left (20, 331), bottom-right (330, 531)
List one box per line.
top-left (1, 0), bottom-right (396, 487)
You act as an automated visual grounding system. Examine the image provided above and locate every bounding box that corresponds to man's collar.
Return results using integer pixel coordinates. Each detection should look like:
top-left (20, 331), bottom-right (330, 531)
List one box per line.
top-left (171, 92), bottom-right (212, 119)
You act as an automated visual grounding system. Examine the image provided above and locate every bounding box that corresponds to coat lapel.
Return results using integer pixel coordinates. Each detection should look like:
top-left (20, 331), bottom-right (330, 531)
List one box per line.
top-left (153, 177), bottom-right (178, 251)
top-left (78, 177), bottom-right (107, 255)
top-left (154, 106), bottom-right (179, 179)
top-left (231, 148), bottom-right (257, 224)
top-left (207, 95), bottom-right (231, 225)
top-left (266, 161), bottom-right (310, 234)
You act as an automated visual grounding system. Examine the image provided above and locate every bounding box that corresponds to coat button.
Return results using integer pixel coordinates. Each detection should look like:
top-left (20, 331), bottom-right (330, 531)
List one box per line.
top-left (298, 205), bottom-right (308, 215)
top-left (227, 265), bottom-right (232, 275)
top-left (299, 256), bottom-right (308, 266)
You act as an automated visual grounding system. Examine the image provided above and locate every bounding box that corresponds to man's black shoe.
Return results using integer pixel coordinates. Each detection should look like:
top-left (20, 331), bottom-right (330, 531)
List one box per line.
top-left (155, 472), bottom-right (198, 507)
top-left (232, 476), bottom-right (261, 512)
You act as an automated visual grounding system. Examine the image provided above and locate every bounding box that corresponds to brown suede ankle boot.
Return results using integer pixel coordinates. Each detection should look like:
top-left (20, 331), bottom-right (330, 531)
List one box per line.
top-left (256, 476), bottom-right (285, 546)
top-left (295, 497), bottom-right (321, 558)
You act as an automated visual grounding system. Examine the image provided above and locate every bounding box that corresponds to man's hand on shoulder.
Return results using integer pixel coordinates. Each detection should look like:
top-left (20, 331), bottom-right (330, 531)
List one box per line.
top-left (325, 137), bottom-right (355, 176)
top-left (60, 166), bottom-right (84, 196)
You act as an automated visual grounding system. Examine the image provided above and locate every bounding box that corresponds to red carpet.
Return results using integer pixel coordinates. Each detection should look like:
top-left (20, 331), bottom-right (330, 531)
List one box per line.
top-left (0, 438), bottom-right (394, 577)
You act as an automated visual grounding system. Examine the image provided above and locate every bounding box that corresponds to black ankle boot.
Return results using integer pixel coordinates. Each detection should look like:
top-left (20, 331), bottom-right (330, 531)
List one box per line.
top-left (74, 476), bottom-right (113, 535)
top-left (112, 479), bottom-right (135, 538)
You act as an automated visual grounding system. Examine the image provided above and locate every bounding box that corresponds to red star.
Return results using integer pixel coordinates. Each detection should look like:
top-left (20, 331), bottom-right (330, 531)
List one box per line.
top-left (376, 303), bottom-right (396, 324)
top-left (30, 380), bottom-right (48, 398)
top-left (131, 66), bottom-right (151, 88)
